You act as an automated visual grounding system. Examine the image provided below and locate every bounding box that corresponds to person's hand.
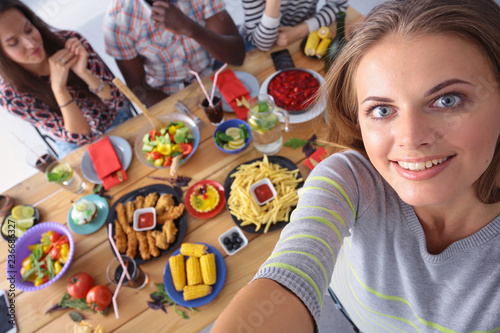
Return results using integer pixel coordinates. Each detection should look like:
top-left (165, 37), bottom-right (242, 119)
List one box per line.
top-left (65, 38), bottom-right (89, 77)
top-left (277, 23), bottom-right (309, 46)
top-left (48, 49), bottom-right (78, 92)
top-left (150, 1), bottom-right (194, 36)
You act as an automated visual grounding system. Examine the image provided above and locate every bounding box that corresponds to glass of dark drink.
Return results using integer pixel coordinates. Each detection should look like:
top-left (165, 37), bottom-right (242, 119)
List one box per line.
top-left (106, 255), bottom-right (149, 289)
top-left (26, 148), bottom-right (57, 173)
top-left (201, 94), bottom-right (224, 126)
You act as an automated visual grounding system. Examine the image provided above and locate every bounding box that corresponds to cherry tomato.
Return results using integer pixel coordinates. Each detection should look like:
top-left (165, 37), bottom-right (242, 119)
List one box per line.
top-left (67, 272), bottom-right (94, 299)
top-left (179, 143), bottom-right (193, 157)
top-left (149, 129), bottom-right (159, 141)
top-left (163, 156), bottom-right (172, 167)
top-left (49, 232), bottom-right (61, 242)
top-left (86, 285), bottom-right (112, 313)
top-left (50, 246), bottom-right (60, 261)
top-left (150, 151), bottom-right (162, 160)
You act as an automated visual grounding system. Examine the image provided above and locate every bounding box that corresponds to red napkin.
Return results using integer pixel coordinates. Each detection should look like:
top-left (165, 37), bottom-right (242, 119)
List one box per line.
top-left (87, 136), bottom-right (128, 190)
top-left (304, 147), bottom-right (328, 170)
top-left (212, 69), bottom-right (251, 120)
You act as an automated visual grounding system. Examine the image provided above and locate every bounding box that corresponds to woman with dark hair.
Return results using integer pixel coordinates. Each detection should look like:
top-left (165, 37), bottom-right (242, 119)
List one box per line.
top-left (0, 0), bottom-right (127, 157)
top-left (212, 0), bottom-right (500, 331)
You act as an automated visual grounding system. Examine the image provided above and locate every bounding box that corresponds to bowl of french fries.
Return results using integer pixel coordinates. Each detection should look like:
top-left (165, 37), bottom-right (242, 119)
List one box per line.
top-left (224, 155), bottom-right (304, 233)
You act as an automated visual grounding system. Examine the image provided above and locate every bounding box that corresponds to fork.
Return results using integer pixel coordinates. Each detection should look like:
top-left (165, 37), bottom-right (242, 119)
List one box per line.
top-left (174, 100), bottom-right (205, 127)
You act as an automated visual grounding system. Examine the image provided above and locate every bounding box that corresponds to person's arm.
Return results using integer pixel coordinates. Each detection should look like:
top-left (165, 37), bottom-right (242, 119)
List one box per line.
top-left (241, 0), bottom-right (281, 51)
top-left (151, 3), bottom-right (244, 65)
top-left (115, 56), bottom-right (169, 108)
top-left (211, 279), bottom-right (314, 332)
top-left (304, 0), bottom-right (348, 33)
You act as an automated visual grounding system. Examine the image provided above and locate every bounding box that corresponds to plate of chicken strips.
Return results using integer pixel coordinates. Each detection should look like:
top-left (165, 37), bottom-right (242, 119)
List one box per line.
top-left (106, 184), bottom-right (187, 265)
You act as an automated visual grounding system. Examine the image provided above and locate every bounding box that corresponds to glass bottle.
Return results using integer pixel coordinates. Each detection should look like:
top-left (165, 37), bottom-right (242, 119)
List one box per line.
top-left (247, 94), bottom-right (289, 155)
top-left (324, 11), bottom-right (347, 72)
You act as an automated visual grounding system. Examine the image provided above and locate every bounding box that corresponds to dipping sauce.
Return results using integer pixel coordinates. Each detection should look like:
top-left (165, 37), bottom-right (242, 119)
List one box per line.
top-left (138, 212), bottom-right (154, 229)
top-left (254, 184), bottom-right (274, 203)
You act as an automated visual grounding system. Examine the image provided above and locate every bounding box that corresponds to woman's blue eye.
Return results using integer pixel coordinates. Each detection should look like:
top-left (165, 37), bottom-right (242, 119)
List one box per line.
top-left (372, 105), bottom-right (392, 118)
top-left (434, 94), bottom-right (460, 108)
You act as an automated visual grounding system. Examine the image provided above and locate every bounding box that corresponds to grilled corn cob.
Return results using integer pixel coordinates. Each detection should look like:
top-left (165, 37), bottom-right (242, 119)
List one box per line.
top-left (317, 26), bottom-right (330, 39)
top-left (180, 243), bottom-right (208, 257)
top-left (315, 38), bottom-right (332, 58)
top-left (304, 31), bottom-right (320, 56)
top-left (169, 254), bottom-right (186, 292)
top-left (186, 256), bottom-right (202, 286)
top-left (200, 253), bottom-right (217, 285)
top-left (183, 284), bottom-right (212, 301)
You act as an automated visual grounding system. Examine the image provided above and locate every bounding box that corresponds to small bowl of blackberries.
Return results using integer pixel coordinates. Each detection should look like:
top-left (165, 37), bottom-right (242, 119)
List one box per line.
top-left (218, 226), bottom-right (248, 255)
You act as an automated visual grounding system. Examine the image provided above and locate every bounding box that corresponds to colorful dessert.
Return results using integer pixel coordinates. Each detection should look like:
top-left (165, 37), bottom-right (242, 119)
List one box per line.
top-left (71, 199), bottom-right (97, 225)
top-left (190, 184), bottom-right (220, 213)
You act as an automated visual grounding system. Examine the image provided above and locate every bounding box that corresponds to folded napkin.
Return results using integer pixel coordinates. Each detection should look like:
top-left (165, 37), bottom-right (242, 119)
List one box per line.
top-left (87, 137), bottom-right (128, 190)
top-left (213, 69), bottom-right (251, 120)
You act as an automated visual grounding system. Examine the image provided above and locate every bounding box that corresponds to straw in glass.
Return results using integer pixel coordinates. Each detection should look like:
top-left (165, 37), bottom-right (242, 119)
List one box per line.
top-left (107, 228), bottom-right (132, 282)
top-left (189, 70), bottom-right (214, 108)
top-left (210, 63), bottom-right (228, 102)
top-left (112, 263), bottom-right (128, 319)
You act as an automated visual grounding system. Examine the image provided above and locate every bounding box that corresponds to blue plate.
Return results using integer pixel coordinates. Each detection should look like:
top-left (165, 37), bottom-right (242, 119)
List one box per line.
top-left (67, 194), bottom-right (109, 235)
top-left (164, 243), bottom-right (226, 307)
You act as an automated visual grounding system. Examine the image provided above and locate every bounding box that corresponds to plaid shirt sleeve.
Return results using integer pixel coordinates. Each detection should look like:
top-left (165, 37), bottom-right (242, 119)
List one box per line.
top-left (103, 0), bottom-right (139, 60)
top-left (202, 0), bottom-right (225, 19)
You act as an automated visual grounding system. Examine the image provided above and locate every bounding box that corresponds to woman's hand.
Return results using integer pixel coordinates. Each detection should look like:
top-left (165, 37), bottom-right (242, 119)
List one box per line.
top-left (65, 38), bottom-right (89, 78)
top-left (48, 49), bottom-right (77, 92)
top-left (277, 23), bottom-right (309, 46)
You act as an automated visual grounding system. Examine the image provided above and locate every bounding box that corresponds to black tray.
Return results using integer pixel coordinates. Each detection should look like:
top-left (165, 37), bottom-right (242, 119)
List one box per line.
top-left (106, 184), bottom-right (187, 265)
top-left (224, 156), bottom-right (304, 234)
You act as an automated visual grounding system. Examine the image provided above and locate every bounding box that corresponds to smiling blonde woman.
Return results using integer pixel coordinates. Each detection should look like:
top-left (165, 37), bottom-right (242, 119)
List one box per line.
top-left (212, 0), bottom-right (500, 332)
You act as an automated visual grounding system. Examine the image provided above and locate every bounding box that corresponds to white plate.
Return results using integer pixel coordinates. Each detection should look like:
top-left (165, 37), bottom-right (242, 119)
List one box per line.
top-left (214, 71), bottom-right (260, 112)
top-left (259, 69), bottom-right (326, 124)
top-left (81, 136), bottom-right (132, 184)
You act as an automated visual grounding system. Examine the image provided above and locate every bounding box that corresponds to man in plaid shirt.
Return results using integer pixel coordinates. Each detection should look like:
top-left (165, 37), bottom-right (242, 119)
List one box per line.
top-left (104, 0), bottom-right (245, 107)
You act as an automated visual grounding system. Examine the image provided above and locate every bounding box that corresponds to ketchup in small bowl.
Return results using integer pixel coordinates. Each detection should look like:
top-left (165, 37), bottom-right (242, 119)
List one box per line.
top-left (250, 178), bottom-right (277, 205)
top-left (133, 207), bottom-right (156, 231)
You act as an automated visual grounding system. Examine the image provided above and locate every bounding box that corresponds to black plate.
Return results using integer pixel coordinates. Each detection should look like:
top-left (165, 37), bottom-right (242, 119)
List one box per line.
top-left (106, 184), bottom-right (187, 265)
top-left (1, 206), bottom-right (40, 242)
top-left (224, 156), bottom-right (304, 234)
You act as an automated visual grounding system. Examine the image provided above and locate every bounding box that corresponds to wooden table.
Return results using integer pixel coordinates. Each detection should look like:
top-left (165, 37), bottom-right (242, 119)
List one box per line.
top-left (0, 8), bottom-right (363, 332)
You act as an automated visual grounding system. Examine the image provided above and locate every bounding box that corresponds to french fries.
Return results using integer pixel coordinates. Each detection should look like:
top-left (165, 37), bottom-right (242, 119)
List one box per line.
top-left (228, 155), bottom-right (302, 233)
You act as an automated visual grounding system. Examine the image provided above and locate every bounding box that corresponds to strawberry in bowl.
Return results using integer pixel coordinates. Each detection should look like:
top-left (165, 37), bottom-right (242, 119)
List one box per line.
top-left (267, 69), bottom-right (320, 114)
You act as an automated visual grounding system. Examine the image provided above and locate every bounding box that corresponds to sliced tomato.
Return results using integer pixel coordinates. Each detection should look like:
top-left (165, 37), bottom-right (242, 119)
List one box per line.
top-left (149, 129), bottom-right (159, 141)
top-left (49, 232), bottom-right (61, 243)
top-left (86, 285), bottom-right (112, 313)
top-left (68, 272), bottom-right (94, 299)
top-left (150, 151), bottom-right (162, 160)
top-left (179, 143), bottom-right (193, 157)
top-left (163, 156), bottom-right (173, 167)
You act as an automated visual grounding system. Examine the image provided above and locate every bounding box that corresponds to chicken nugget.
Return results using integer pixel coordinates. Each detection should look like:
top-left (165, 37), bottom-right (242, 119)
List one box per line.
top-left (114, 219), bottom-right (127, 253)
top-left (146, 230), bottom-right (160, 257)
top-left (126, 230), bottom-right (138, 259)
top-left (115, 202), bottom-right (131, 234)
top-left (155, 194), bottom-right (175, 215)
top-left (163, 219), bottom-right (178, 244)
top-left (126, 201), bottom-right (135, 224)
top-left (157, 203), bottom-right (185, 224)
top-left (136, 231), bottom-right (150, 261)
top-left (144, 192), bottom-right (159, 208)
top-left (134, 195), bottom-right (144, 210)
top-left (152, 230), bottom-right (169, 250)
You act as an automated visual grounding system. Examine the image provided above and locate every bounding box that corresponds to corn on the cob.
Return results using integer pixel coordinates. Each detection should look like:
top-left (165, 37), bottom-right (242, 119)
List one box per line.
top-left (186, 256), bottom-right (202, 286)
top-left (169, 254), bottom-right (186, 292)
top-left (315, 38), bottom-right (332, 58)
top-left (200, 253), bottom-right (217, 285)
top-left (304, 31), bottom-right (320, 56)
top-left (317, 26), bottom-right (330, 39)
top-left (183, 284), bottom-right (212, 301)
top-left (180, 243), bottom-right (208, 257)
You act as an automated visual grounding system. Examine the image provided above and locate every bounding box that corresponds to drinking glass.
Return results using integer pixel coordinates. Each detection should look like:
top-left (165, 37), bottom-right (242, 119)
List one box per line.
top-left (26, 148), bottom-right (57, 173)
top-left (106, 255), bottom-right (149, 290)
top-left (45, 160), bottom-right (86, 194)
top-left (201, 94), bottom-right (224, 126)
